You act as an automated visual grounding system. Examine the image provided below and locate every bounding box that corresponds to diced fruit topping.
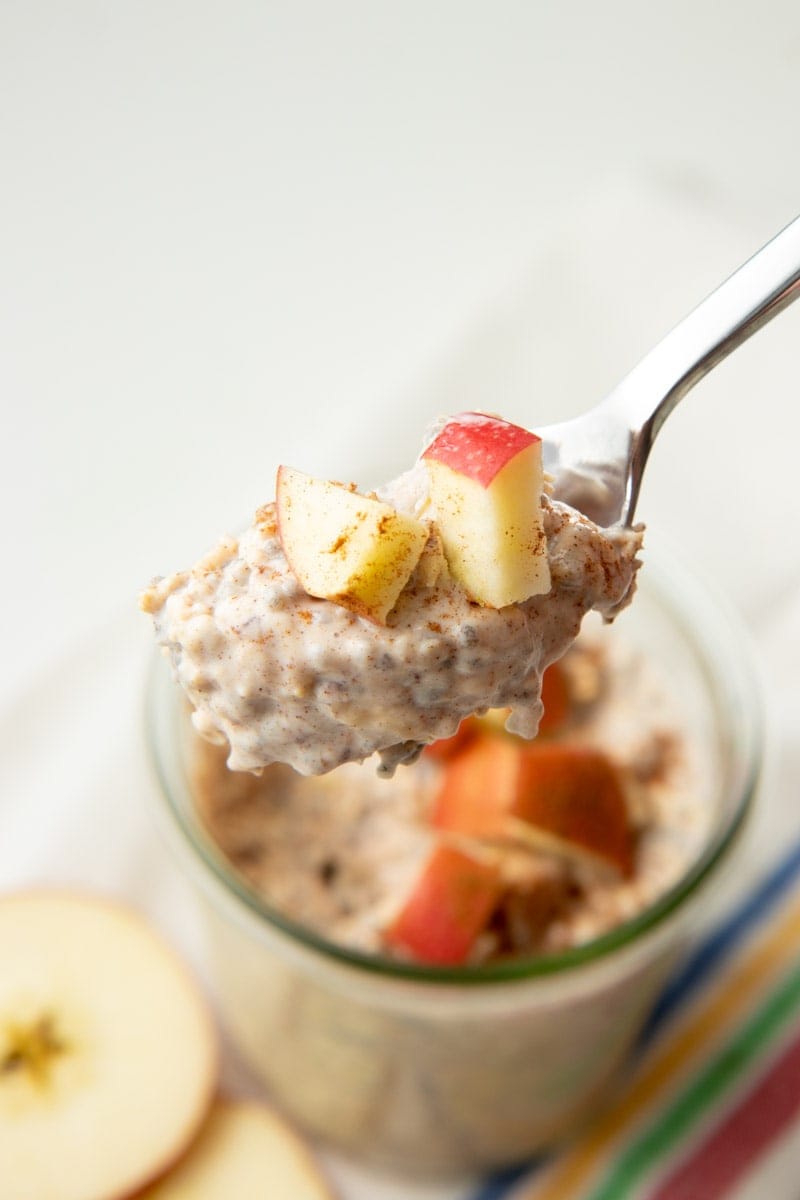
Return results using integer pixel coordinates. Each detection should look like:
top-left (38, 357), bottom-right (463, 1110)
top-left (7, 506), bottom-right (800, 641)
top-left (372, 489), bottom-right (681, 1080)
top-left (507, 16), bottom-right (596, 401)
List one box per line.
top-left (511, 744), bottom-right (635, 877)
top-left (538, 660), bottom-right (571, 736)
top-left (396, 650), bottom-right (636, 965)
top-left (423, 412), bottom-right (541, 488)
top-left (431, 735), bottom-right (634, 877)
top-left (384, 843), bottom-right (504, 965)
top-left (276, 466), bottom-right (429, 624)
top-left (422, 412), bottom-right (551, 608)
top-left (431, 735), bottom-right (521, 837)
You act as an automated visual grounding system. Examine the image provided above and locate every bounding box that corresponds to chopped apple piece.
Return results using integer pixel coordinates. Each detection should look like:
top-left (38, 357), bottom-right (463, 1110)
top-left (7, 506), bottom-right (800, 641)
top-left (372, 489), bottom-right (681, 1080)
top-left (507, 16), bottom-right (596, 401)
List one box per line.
top-left (276, 466), bottom-right (429, 624)
top-left (511, 744), bottom-right (635, 877)
top-left (384, 843), bottom-right (504, 965)
top-left (0, 892), bottom-right (217, 1200)
top-left (138, 1099), bottom-right (334, 1199)
top-left (538, 660), bottom-right (572, 736)
top-left (431, 733), bottom-right (634, 877)
top-left (422, 412), bottom-right (551, 607)
top-left (431, 735), bottom-right (522, 836)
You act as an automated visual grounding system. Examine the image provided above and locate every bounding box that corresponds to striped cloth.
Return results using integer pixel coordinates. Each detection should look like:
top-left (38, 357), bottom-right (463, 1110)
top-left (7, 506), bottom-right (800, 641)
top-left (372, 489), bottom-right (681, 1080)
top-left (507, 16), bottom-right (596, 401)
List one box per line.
top-left (467, 833), bottom-right (800, 1200)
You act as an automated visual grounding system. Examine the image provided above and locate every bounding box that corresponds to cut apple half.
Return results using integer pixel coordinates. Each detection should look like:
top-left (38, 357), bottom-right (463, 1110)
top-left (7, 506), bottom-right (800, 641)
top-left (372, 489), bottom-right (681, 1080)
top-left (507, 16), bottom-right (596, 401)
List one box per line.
top-left (0, 891), bottom-right (218, 1200)
top-left (276, 466), bottom-right (429, 624)
top-left (422, 412), bottom-right (551, 607)
top-left (138, 1099), bottom-right (334, 1199)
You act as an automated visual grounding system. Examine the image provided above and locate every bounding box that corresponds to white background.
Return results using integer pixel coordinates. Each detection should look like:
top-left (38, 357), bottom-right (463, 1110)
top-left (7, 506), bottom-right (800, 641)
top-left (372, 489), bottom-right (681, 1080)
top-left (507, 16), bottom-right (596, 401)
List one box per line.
top-left (2, 5), bottom-right (800, 1197)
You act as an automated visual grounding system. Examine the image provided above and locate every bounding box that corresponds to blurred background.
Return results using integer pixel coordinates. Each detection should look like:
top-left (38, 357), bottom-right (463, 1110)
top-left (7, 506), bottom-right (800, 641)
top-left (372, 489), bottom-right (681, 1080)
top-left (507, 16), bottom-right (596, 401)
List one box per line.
top-left (2, 0), bottom-right (799, 706)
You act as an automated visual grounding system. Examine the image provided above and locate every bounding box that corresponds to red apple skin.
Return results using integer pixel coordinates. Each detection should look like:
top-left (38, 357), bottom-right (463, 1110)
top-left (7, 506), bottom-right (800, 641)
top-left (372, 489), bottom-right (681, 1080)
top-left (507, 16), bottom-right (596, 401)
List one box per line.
top-left (384, 844), bottom-right (504, 966)
top-left (422, 717), bottom-right (481, 762)
top-left (514, 744), bottom-right (635, 877)
top-left (431, 727), bottom-right (634, 877)
top-left (422, 412), bottom-right (541, 488)
top-left (431, 736), bottom-right (522, 838)
top-left (537, 661), bottom-right (571, 737)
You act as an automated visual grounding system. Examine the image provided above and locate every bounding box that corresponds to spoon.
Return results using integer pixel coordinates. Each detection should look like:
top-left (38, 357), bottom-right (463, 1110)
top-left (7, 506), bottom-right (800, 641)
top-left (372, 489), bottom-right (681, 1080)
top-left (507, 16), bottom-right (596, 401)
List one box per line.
top-left (540, 214), bottom-right (800, 526)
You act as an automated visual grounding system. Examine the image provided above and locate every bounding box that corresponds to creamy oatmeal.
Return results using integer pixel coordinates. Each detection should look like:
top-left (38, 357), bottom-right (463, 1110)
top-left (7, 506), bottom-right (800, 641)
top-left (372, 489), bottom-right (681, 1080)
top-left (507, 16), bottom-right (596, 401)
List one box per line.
top-left (141, 474), bottom-right (642, 777)
top-left (191, 630), bottom-right (711, 962)
top-left (140, 413), bottom-right (667, 963)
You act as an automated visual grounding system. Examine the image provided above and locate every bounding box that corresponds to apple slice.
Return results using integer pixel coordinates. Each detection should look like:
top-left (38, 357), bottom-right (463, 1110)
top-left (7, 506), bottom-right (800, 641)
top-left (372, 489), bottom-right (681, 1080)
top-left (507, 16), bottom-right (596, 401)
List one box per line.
top-left (538, 660), bottom-right (572, 737)
top-left (511, 744), bottom-right (635, 877)
top-left (276, 466), bottom-right (429, 623)
top-left (0, 892), bottom-right (217, 1200)
top-left (384, 843), bottom-right (504, 965)
top-left (138, 1099), bottom-right (334, 1199)
top-left (422, 412), bottom-right (551, 607)
top-left (431, 734), bottom-right (522, 836)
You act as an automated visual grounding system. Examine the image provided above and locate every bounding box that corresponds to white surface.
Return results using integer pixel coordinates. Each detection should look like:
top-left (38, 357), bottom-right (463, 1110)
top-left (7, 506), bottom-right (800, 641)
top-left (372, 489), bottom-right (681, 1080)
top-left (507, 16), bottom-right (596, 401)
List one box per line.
top-left (2, 5), bottom-right (800, 1197)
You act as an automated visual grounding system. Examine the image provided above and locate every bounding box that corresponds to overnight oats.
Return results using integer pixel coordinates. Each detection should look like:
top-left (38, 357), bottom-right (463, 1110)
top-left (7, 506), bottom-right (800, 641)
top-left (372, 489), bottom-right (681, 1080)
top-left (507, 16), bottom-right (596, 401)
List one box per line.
top-left (141, 414), bottom-right (642, 776)
top-left (142, 413), bottom-right (760, 1177)
top-left (190, 631), bottom-right (712, 966)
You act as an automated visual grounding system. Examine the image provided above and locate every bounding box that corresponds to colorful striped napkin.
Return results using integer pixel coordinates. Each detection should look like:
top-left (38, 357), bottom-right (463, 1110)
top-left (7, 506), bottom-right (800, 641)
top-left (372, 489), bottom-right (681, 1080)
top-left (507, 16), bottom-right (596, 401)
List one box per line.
top-left (465, 827), bottom-right (800, 1200)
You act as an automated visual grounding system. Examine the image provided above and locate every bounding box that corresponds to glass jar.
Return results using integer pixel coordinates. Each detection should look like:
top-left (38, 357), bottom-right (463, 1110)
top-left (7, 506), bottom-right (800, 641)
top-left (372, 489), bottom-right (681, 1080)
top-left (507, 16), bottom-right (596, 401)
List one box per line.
top-left (145, 545), bottom-right (761, 1179)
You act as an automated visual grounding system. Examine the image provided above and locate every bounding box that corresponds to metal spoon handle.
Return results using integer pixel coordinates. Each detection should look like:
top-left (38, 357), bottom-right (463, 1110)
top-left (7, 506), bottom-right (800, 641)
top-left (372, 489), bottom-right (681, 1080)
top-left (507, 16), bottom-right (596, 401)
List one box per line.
top-left (609, 214), bottom-right (800, 520)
